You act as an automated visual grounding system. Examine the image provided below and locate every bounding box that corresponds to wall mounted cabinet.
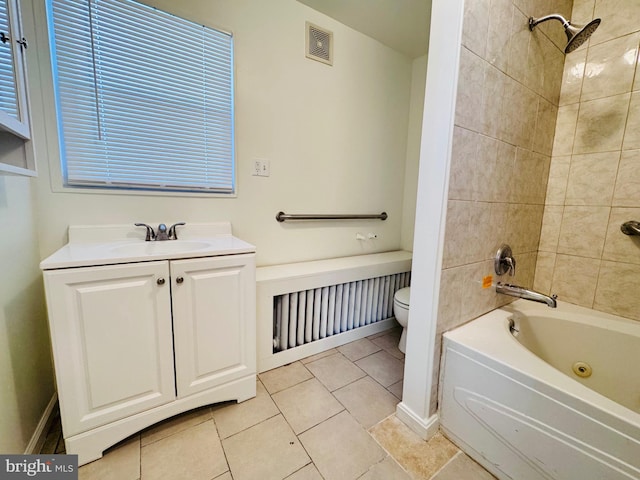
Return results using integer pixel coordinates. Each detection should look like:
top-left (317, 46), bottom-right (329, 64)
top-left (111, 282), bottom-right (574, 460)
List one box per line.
top-left (0, 0), bottom-right (35, 176)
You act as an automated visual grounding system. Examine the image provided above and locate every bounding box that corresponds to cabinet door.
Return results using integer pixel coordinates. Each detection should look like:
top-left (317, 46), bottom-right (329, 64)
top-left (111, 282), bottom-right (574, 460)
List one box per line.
top-left (43, 261), bottom-right (175, 436)
top-left (171, 254), bottom-right (256, 398)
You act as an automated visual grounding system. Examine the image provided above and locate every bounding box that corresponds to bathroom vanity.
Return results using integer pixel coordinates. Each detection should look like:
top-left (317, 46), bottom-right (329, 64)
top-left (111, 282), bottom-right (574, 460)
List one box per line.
top-left (40, 223), bottom-right (256, 465)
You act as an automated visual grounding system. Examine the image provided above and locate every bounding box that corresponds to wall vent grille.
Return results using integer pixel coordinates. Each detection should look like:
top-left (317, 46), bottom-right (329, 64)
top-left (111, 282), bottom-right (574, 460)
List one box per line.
top-left (273, 272), bottom-right (410, 352)
top-left (306, 22), bottom-right (333, 65)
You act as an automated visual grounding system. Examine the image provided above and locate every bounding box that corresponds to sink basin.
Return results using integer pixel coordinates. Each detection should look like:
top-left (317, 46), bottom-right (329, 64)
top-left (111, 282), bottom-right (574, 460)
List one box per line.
top-left (110, 240), bottom-right (211, 256)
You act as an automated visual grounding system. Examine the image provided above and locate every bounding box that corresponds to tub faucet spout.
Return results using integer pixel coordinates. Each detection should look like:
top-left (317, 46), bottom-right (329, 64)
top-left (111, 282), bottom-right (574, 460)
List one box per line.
top-left (496, 282), bottom-right (557, 308)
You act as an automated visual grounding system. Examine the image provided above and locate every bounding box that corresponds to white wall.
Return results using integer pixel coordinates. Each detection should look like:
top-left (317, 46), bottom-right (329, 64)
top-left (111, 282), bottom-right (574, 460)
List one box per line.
top-left (28, 0), bottom-right (414, 266)
top-left (400, 54), bottom-right (427, 251)
top-left (0, 137), bottom-right (55, 453)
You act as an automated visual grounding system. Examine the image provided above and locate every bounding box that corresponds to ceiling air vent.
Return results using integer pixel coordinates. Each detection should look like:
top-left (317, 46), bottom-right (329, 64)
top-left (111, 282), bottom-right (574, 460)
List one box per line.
top-left (306, 22), bottom-right (333, 66)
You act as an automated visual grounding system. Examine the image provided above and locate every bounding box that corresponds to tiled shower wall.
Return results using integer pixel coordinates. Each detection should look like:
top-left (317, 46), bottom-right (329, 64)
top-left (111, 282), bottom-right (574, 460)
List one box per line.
top-left (431, 0), bottom-right (571, 413)
top-left (534, 0), bottom-right (640, 321)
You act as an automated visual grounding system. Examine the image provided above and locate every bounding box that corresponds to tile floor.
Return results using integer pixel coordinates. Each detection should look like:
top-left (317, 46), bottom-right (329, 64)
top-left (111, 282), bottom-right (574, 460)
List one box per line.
top-left (42, 327), bottom-right (495, 480)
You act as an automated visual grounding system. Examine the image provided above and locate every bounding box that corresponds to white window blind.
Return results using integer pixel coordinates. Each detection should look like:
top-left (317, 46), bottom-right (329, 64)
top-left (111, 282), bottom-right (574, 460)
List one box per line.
top-left (0, 0), bottom-right (18, 119)
top-left (49, 0), bottom-right (235, 193)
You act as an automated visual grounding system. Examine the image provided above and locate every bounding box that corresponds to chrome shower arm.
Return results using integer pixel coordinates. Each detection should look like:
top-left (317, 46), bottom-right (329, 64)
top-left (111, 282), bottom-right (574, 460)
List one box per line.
top-left (529, 14), bottom-right (569, 30)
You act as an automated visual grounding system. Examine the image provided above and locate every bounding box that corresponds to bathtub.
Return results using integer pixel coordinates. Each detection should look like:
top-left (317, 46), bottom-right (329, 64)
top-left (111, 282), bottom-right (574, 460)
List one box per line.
top-left (439, 299), bottom-right (640, 480)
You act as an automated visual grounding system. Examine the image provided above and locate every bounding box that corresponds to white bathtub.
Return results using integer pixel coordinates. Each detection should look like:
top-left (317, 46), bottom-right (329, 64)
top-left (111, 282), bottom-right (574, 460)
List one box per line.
top-left (440, 299), bottom-right (640, 480)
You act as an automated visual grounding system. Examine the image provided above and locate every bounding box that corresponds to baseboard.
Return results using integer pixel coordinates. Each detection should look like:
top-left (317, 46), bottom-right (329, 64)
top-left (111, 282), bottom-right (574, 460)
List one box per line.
top-left (395, 401), bottom-right (439, 440)
top-left (24, 392), bottom-right (58, 455)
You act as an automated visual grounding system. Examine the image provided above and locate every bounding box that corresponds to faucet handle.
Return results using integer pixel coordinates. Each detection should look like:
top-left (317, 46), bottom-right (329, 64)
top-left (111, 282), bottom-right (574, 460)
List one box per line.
top-left (505, 256), bottom-right (516, 276)
top-left (168, 222), bottom-right (186, 240)
top-left (495, 244), bottom-right (516, 276)
top-left (135, 223), bottom-right (156, 241)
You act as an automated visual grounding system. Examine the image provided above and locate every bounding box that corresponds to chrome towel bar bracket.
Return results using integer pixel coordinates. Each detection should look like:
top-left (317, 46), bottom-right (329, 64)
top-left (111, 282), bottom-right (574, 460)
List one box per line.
top-left (621, 221), bottom-right (640, 235)
top-left (276, 212), bottom-right (388, 222)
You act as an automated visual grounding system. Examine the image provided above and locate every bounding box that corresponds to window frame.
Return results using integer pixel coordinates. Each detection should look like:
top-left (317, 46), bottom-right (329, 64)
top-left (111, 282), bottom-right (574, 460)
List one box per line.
top-left (46, 0), bottom-right (237, 195)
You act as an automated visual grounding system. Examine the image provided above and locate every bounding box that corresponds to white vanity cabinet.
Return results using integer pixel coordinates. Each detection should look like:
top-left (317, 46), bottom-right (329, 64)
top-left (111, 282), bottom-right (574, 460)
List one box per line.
top-left (43, 261), bottom-right (176, 436)
top-left (41, 225), bottom-right (256, 466)
top-left (171, 255), bottom-right (255, 397)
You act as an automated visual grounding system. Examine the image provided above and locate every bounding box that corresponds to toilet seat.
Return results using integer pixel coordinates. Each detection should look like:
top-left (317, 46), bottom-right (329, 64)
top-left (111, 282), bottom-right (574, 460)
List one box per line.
top-left (394, 287), bottom-right (410, 308)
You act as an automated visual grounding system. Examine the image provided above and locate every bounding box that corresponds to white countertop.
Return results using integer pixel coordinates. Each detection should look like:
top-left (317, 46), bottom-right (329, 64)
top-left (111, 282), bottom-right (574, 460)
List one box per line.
top-left (40, 222), bottom-right (255, 270)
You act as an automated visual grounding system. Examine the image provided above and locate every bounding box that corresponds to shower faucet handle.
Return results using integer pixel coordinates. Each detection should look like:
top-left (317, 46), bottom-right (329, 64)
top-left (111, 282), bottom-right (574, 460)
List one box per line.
top-left (494, 244), bottom-right (516, 276)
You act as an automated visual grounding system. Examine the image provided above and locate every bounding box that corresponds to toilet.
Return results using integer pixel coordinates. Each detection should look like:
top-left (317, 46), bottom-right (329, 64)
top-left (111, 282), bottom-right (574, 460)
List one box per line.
top-left (393, 287), bottom-right (410, 353)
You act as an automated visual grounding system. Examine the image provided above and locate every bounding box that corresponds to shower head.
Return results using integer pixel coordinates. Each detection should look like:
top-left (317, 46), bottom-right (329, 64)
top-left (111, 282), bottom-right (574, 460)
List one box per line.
top-left (529, 14), bottom-right (601, 54)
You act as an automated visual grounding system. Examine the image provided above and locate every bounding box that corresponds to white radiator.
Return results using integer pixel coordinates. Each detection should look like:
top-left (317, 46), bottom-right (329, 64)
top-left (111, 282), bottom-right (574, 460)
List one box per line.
top-left (273, 272), bottom-right (410, 352)
top-left (257, 251), bottom-right (412, 372)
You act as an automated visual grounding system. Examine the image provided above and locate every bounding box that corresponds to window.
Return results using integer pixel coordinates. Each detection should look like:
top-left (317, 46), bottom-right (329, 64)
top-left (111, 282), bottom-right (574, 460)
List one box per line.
top-left (48, 0), bottom-right (235, 193)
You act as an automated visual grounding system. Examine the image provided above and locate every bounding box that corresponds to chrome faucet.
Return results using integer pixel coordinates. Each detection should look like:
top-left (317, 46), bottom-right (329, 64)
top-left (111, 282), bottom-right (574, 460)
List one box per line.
top-left (135, 222), bottom-right (186, 241)
top-left (156, 223), bottom-right (169, 241)
top-left (496, 282), bottom-right (558, 308)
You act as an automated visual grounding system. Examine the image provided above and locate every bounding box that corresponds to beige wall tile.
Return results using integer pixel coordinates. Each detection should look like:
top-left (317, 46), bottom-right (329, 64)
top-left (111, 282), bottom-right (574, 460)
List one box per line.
top-left (480, 65), bottom-right (507, 138)
top-left (460, 260), bottom-right (500, 321)
top-left (622, 92), bottom-right (640, 150)
top-left (613, 149), bottom-right (640, 206)
top-left (437, 266), bottom-right (464, 334)
top-left (521, 0), bottom-right (573, 54)
top-left (476, 140), bottom-right (515, 203)
top-left (486, 0), bottom-right (513, 71)
top-left (594, 260), bottom-right (640, 320)
top-left (538, 205), bottom-right (564, 252)
top-left (505, 203), bottom-right (544, 253)
top-left (572, 0), bottom-right (597, 25)
top-left (541, 32), bottom-right (566, 105)
top-left (442, 200), bottom-right (470, 268)
top-left (574, 93), bottom-right (630, 154)
top-left (551, 254), bottom-right (600, 307)
top-left (512, 149), bottom-right (550, 204)
top-left (533, 100), bottom-right (558, 156)
top-left (552, 104), bottom-right (579, 156)
top-left (533, 251), bottom-right (557, 294)
top-left (465, 201), bottom-right (494, 263)
top-left (565, 151), bottom-right (620, 205)
top-left (581, 33), bottom-right (639, 102)
top-left (602, 207), bottom-right (640, 264)
top-left (559, 47), bottom-right (587, 106)
top-left (506, 7), bottom-right (531, 86)
top-left (545, 155), bottom-right (571, 205)
top-left (557, 205), bottom-right (610, 257)
top-left (500, 79), bottom-right (538, 150)
top-left (449, 127), bottom-right (477, 201)
top-left (593, 0), bottom-right (640, 45)
top-left (462, 0), bottom-right (490, 58)
top-left (455, 47), bottom-right (486, 133)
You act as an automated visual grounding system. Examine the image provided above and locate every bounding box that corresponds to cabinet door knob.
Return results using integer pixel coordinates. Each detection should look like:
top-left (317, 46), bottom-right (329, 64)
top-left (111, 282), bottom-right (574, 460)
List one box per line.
top-left (176, 276), bottom-right (184, 284)
top-left (157, 278), bottom-right (165, 285)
